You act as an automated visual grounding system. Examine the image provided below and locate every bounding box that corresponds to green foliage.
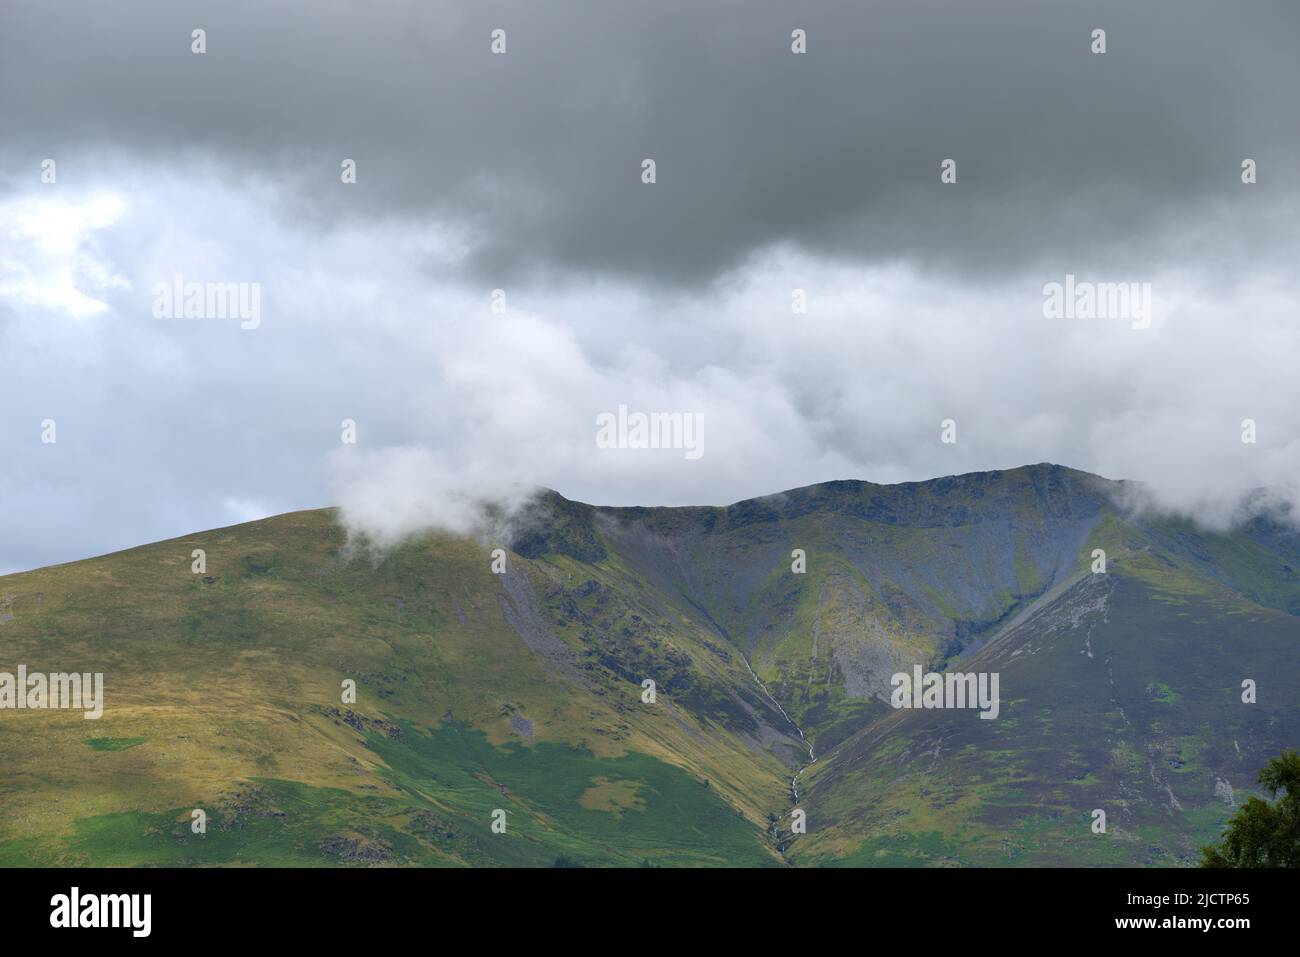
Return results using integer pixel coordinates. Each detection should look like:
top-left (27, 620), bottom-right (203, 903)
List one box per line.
top-left (1201, 751), bottom-right (1300, 867)
top-left (85, 737), bottom-right (147, 752)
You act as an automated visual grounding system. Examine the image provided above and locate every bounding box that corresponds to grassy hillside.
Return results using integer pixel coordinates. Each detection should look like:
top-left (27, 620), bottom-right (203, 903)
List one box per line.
top-left (0, 464), bottom-right (1295, 866)
top-left (789, 567), bottom-right (1300, 866)
top-left (0, 509), bottom-right (793, 866)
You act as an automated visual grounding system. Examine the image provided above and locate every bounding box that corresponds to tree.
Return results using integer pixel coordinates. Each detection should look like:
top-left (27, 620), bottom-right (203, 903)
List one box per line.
top-left (1201, 750), bottom-right (1300, 867)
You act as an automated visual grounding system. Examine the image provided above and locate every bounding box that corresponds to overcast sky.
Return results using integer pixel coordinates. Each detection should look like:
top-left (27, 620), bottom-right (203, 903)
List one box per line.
top-left (2, 0), bottom-right (1299, 573)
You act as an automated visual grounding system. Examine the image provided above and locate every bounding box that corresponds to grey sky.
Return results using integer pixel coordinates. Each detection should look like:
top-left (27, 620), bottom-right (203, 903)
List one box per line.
top-left (2, 0), bottom-right (1298, 572)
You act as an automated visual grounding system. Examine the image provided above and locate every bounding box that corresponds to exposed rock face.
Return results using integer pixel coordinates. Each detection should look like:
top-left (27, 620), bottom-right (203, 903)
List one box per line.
top-left (319, 834), bottom-right (393, 863)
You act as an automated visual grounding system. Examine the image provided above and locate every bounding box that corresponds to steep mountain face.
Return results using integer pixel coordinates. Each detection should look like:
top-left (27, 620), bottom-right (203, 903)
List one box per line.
top-left (0, 464), bottom-right (1296, 866)
top-left (597, 466), bottom-right (1117, 751)
top-left (791, 568), bottom-right (1300, 865)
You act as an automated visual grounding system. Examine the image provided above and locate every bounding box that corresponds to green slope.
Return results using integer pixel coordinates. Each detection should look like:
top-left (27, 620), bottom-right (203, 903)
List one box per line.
top-left (0, 508), bottom-right (792, 866)
top-left (787, 562), bottom-right (1300, 866)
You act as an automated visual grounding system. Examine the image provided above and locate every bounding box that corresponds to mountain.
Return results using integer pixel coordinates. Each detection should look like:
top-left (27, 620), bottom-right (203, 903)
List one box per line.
top-left (1, 464), bottom-right (1296, 866)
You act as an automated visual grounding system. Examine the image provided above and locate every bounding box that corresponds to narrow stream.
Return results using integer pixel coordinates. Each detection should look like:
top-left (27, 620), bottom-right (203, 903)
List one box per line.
top-left (738, 652), bottom-right (816, 803)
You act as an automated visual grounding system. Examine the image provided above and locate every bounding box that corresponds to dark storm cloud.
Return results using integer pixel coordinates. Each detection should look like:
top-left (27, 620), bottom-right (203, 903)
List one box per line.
top-left (3, 0), bottom-right (1300, 575)
top-left (3, 0), bottom-right (1296, 286)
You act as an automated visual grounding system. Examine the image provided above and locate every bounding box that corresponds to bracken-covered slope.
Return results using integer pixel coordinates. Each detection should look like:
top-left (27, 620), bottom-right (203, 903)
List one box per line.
top-left (0, 464), bottom-right (1296, 866)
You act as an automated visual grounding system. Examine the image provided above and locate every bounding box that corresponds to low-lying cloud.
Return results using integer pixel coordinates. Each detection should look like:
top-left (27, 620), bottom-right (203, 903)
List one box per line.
top-left (329, 445), bottom-right (540, 554)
